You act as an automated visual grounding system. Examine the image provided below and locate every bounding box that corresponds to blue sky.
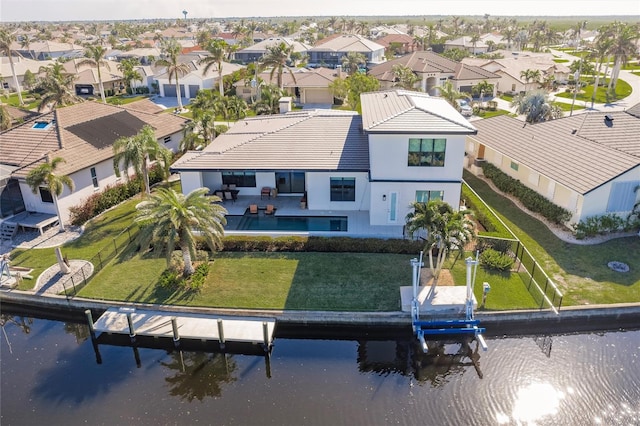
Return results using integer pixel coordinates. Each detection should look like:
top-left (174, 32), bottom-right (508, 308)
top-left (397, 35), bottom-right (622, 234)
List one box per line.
top-left (1, 0), bottom-right (639, 22)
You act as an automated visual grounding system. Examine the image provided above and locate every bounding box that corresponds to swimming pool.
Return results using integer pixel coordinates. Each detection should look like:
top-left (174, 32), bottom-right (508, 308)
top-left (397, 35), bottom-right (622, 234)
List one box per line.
top-left (225, 213), bottom-right (348, 232)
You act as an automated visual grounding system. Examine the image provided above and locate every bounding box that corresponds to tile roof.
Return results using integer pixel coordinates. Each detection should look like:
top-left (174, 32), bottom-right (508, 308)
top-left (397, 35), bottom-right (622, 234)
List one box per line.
top-left (3, 101), bottom-right (188, 179)
top-left (258, 67), bottom-right (339, 88)
top-left (309, 34), bottom-right (384, 53)
top-left (236, 37), bottom-right (311, 54)
top-left (470, 113), bottom-right (640, 194)
top-left (369, 51), bottom-right (499, 82)
top-left (171, 110), bottom-right (369, 172)
top-left (360, 90), bottom-right (477, 134)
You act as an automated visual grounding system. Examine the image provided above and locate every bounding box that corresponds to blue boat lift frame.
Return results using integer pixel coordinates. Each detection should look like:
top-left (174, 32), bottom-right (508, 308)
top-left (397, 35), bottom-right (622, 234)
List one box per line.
top-left (410, 251), bottom-right (488, 353)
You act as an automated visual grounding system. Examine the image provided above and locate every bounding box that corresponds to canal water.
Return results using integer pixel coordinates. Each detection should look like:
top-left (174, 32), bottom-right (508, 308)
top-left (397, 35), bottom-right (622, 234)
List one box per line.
top-left (1, 313), bottom-right (639, 426)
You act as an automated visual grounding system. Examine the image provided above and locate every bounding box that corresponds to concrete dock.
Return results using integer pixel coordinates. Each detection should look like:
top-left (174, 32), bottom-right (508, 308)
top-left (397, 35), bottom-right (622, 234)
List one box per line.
top-left (92, 307), bottom-right (276, 347)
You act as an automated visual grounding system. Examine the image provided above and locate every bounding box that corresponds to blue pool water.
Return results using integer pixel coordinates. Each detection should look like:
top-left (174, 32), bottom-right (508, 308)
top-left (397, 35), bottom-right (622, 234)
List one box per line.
top-left (226, 213), bottom-right (348, 232)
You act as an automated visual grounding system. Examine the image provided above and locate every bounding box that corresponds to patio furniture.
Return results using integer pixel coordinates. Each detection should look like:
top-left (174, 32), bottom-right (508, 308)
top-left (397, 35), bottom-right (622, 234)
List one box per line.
top-left (265, 205), bottom-right (275, 215)
top-left (222, 184), bottom-right (229, 190)
top-left (261, 187), bottom-right (271, 199)
top-left (229, 184), bottom-right (237, 190)
top-left (249, 204), bottom-right (258, 214)
top-left (224, 191), bottom-right (235, 203)
top-left (214, 190), bottom-right (224, 199)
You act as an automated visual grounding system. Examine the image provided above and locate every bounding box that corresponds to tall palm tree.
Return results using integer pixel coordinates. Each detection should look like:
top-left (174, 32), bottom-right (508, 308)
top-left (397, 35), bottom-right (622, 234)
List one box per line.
top-left (260, 42), bottom-right (296, 89)
top-left (156, 38), bottom-right (191, 111)
top-left (117, 57), bottom-right (142, 94)
top-left (341, 51), bottom-right (367, 75)
top-left (0, 29), bottom-right (24, 106)
top-left (605, 22), bottom-right (639, 93)
top-left (199, 39), bottom-right (229, 97)
top-left (113, 125), bottom-right (172, 196)
top-left (36, 62), bottom-right (82, 112)
top-left (437, 80), bottom-right (469, 110)
top-left (591, 29), bottom-right (614, 108)
top-left (26, 156), bottom-right (74, 232)
top-left (78, 45), bottom-right (110, 103)
top-left (135, 187), bottom-right (227, 276)
top-left (405, 200), bottom-right (474, 280)
top-left (520, 69), bottom-right (541, 87)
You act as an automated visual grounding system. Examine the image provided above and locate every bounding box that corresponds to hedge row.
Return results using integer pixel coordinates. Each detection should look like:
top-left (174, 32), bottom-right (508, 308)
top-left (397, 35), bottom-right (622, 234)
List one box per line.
top-left (69, 164), bottom-right (166, 226)
top-left (481, 163), bottom-right (572, 225)
top-left (461, 185), bottom-right (513, 238)
top-left (196, 235), bottom-right (425, 254)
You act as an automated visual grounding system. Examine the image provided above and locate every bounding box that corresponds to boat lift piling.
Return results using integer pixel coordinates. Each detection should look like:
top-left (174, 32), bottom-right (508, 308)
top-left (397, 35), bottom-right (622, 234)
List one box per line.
top-left (411, 251), bottom-right (488, 353)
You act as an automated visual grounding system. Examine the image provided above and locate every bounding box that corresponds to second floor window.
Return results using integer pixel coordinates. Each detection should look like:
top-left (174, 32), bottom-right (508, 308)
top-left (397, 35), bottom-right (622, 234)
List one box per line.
top-left (408, 138), bottom-right (446, 167)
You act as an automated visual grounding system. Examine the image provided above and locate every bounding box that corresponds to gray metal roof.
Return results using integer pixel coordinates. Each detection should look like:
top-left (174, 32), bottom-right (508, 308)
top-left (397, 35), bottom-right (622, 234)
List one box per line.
top-left (470, 113), bottom-right (640, 195)
top-left (171, 110), bottom-right (369, 172)
top-left (360, 90), bottom-right (477, 134)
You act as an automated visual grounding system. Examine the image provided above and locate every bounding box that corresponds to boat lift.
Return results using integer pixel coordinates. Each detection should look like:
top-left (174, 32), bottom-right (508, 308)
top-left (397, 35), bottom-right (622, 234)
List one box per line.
top-left (410, 251), bottom-right (488, 353)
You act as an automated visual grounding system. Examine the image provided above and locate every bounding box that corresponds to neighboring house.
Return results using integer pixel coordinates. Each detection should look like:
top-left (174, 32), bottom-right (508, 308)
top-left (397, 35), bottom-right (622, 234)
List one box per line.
top-left (234, 67), bottom-right (341, 105)
top-left (234, 37), bottom-right (311, 64)
top-left (61, 59), bottom-right (125, 97)
top-left (307, 34), bottom-right (386, 68)
top-left (12, 40), bottom-right (84, 60)
top-left (114, 48), bottom-right (162, 65)
top-left (463, 52), bottom-right (571, 95)
top-left (465, 106), bottom-right (640, 224)
top-left (171, 89), bottom-right (476, 237)
top-left (0, 56), bottom-right (55, 92)
top-left (369, 51), bottom-right (499, 96)
top-left (444, 36), bottom-right (489, 55)
top-left (155, 58), bottom-right (245, 99)
top-left (376, 34), bottom-right (417, 56)
top-left (0, 100), bottom-right (188, 223)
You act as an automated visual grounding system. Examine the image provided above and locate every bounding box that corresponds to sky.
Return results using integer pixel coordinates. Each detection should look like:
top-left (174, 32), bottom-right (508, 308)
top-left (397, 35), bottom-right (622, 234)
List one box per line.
top-left (1, 0), bottom-right (639, 22)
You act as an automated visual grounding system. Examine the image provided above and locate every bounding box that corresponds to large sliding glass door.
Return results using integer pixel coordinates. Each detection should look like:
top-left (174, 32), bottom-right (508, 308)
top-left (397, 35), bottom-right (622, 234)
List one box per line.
top-left (276, 172), bottom-right (305, 193)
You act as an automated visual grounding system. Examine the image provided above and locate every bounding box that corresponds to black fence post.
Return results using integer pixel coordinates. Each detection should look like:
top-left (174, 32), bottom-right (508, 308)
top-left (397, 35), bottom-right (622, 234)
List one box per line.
top-left (98, 252), bottom-right (103, 270)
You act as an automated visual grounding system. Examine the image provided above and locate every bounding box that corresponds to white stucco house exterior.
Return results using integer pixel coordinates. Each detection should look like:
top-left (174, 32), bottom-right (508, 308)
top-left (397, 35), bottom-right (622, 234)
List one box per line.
top-left (466, 105), bottom-right (640, 224)
top-left (171, 90), bottom-right (477, 237)
top-left (0, 100), bottom-right (188, 224)
top-left (155, 59), bottom-right (245, 99)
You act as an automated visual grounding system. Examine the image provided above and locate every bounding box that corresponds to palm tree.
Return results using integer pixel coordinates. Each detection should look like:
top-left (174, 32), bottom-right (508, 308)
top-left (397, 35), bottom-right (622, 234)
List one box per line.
top-left (260, 42), bottom-right (296, 89)
top-left (36, 62), bottom-right (82, 112)
top-left (469, 33), bottom-right (481, 55)
top-left (0, 102), bottom-right (12, 130)
top-left (135, 187), bottom-right (227, 276)
top-left (606, 22), bottom-right (638, 93)
top-left (520, 69), bottom-right (541, 87)
top-left (117, 57), bottom-right (142, 94)
top-left (591, 30), bottom-right (614, 108)
top-left (341, 52), bottom-right (367, 75)
top-left (437, 80), bottom-right (469, 110)
top-left (392, 64), bottom-right (419, 90)
top-left (78, 45), bottom-right (110, 103)
top-left (26, 156), bottom-right (74, 232)
top-left (0, 29), bottom-right (24, 106)
top-left (199, 39), bottom-right (229, 97)
top-left (156, 38), bottom-right (191, 111)
top-left (405, 200), bottom-right (474, 280)
top-left (113, 125), bottom-right (172, 196)
top-left (511, 90), bottom-right (563, 123)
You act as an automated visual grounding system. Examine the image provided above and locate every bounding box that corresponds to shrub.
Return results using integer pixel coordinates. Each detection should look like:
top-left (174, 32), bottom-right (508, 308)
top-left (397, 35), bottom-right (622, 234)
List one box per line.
top-left (480, 248), bottom-right (514, 271)
top-left (69, 177), bottom-right (144, 225)
top-left (481, 163), bottom-right (572, 224)
top-left (572, 213), bottom-right (626, 239)
top-left (475, 237), bottom-right (514, 255)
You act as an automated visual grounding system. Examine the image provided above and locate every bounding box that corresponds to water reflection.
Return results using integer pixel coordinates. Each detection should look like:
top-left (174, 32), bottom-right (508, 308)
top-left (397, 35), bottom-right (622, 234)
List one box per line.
top-left (357, 337), bottom-right (484, 386)
top-left (511, 383), bottom-right (564, 423)
top-left (161, 352), bottom-right (238, 401)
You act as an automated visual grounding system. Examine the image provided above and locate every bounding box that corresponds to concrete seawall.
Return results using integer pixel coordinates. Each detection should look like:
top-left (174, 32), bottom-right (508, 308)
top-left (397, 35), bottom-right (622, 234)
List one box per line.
top-left (1, 290), bottom-right (639, 337)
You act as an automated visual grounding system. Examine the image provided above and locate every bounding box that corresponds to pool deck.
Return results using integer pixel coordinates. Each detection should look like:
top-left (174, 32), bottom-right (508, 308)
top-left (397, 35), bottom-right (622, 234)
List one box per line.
top-left (218, 194), bottom-right (404, 239)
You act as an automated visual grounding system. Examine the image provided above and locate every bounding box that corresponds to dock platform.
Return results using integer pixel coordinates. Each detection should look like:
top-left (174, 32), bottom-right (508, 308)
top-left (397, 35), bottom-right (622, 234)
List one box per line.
top-left (92, 308), bottom-right (276, 349)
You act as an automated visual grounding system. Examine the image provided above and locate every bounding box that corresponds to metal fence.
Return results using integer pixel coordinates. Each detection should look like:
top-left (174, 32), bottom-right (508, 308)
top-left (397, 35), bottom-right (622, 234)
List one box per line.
top-left (59, 225), bottom-right (139, 299)
top-left (464, 181), bottom-right (563, 313)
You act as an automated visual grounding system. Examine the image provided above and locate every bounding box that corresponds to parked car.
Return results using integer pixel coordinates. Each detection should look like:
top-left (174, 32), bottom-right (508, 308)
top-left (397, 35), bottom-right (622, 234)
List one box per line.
top-left (456, 99), bottom-right (473, 117)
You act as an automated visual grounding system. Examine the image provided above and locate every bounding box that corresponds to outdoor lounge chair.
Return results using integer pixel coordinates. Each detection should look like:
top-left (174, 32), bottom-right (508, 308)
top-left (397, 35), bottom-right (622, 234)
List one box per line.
top-left (214, 190), bottom-right (224, 199)
top-left (249, 204), bottom-right (258, 214)
top-left (224, 191), bottom-right (235, 203)
top-left (265, 204), bottom-right (275, 215)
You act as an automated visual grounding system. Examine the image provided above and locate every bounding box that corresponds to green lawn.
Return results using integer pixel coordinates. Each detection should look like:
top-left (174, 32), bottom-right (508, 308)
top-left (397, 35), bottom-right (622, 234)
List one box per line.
top-left (622, 62), bottom-right (640, 71)
top-left (3, 91), bottom-right (40, 110)
top-left (106, 95), bottom-right (149, 105)
top-left (555, 78), bottom-right (632, 103)
top-left (476, 109), bottom-right (512, 119)
top-left (553, 59), bottom-right (569, 63)
top-left (552, 101), bottom-right (585, 112)
top-left (500, 94), bottom-right (514, 102)
top-left (463, 171), bottom-right (640, 306)
top-left (79, 250), bottom-right (414, 311)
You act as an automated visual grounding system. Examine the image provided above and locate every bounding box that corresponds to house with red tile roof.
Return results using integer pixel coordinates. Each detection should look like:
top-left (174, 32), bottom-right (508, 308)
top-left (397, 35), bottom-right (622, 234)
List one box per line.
top-left (0, 100), bottom-right (188, 222)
